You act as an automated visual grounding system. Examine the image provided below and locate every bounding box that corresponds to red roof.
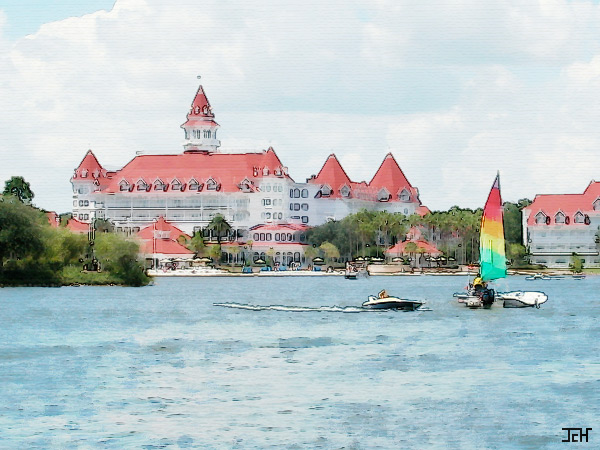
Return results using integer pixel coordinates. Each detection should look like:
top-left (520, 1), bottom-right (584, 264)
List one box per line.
top-left (139, 238), bottom-right (194, 256)
top-left (137, 216), bottom-right (191, 241)
top-left (308, 152), bottom-right (421, 203)
top-left (385, 239), bottom-right (442, 256)
top-left (369, 153), bottom-right (417, 201)
top-left (524, 181), bottom-right (600, 226)
top-left (180, 85), bottom-right (219, 128)
top-left (66, 218), bottom-right (89, 234)
top-left (249, 224), bottom-right (309, 232)
top-left (72, 150), bottom-right (106, 180)
top-left (416, 205), bottom-right (431, 216)
top-left (102, 148), bottom-right (293, 193)
top-left (46, 212), bottom-right (59, 228)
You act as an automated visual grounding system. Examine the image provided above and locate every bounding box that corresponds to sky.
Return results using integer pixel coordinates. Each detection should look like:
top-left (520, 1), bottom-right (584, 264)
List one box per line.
top-left (2, 0), bottom-right (600, 213)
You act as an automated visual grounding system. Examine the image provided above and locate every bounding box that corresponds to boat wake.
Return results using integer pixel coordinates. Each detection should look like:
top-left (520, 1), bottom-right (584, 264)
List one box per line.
top-left (214, 302), bottom-right (430, 313)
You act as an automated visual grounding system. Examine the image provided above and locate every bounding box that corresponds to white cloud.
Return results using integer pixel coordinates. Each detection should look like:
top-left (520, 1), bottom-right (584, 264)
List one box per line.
top-left (3, 0), bottom-right (600, 212)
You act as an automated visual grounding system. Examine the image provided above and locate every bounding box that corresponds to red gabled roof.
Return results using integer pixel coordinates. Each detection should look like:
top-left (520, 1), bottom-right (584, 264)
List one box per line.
top-left (139, 238), bottom-right (194, 256)
top-left (137, 216), bottom-right (191, 241)
top-left (46, 212), bottom-right (59, 228)
top-left (416, 205), bottom-right (431, 217)
top-left (180, 84), bottom-right (219, 128)
top-left (73, 150), bottom-right (106, 180)
top-left (310, 154), bottom-right (351, 192)
top-left (369, 153), bottom-right (416, 200)
top-left (524, 181), bottom-right (600, 226)
top-left (102, 148), bottom-right (293, 193)
top-left (249, 224), bottom-right (310, 232)
top-left (66, 218), bottom-right (89, 234)
top-left (385, 239), bottom-right (442, 256)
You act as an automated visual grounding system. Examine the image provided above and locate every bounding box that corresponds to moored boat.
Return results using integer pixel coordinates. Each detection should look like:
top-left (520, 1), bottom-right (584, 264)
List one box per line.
top-left (498, 291), bottom-right (548, 308)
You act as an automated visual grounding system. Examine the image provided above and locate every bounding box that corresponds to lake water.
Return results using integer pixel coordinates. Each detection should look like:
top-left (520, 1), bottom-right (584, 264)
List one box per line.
top-left (0, 275), bottom-right (598, 449)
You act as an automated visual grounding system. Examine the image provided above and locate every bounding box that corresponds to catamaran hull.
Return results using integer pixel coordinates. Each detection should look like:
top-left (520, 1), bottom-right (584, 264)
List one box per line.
top-left (499, 291), bottom-right (548, 308)
top-left (362, 296), bottom-right (422, 310)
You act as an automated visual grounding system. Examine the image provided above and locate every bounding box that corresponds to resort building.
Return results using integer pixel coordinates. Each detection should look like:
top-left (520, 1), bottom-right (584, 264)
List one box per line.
top-left (522, 181), bottom-right (600, 268)
top-left (71, 83), bottom-right (429, 265)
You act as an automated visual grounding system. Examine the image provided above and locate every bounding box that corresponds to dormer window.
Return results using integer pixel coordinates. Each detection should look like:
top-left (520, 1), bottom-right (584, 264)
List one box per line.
top-left (81, 169), bottom-right (88, 178)
top-left (340, 185), bottom-right (351, 198)
top-left (239, 178), bottom-right (253, 193)
top-left (574, 211), bottom-right (585, 223)
top-left (377, 188), bottom-right (391, 202)
top-left (274, 167), bottom-right (282, 176)
top-left (154, 179), bottom-right (166, 191)
top-left (119, 180), bottom-right (130, 191)
top-left (136, 179), bottom-right (148, 191)
top-left (399, 189), bottom-right (411, 202)
top-left (263, 167), bottom-right (270, 176)
top-left (535, 212), bottom-right (547, 224)
top-left (320, 185), bottom-right (331, 197)
top-left (206, 178), bottom-right (217, 190)
top-left (189, 178), bottom-right (200, 191)
top-left (555, 212), bottom-right (565, 224)
top-left (171, 179), bottom-right (182, 191)
top-left (594, 198), bottom-right (600, 211)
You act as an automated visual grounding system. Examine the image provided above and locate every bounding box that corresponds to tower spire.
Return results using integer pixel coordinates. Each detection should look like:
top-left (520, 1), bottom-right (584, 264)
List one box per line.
top-left (180, 81), bottom-right (221, 153)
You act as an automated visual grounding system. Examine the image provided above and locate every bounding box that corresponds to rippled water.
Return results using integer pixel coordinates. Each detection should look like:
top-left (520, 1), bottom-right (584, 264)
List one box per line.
top-left (0, 275), bottom-right (598, 449)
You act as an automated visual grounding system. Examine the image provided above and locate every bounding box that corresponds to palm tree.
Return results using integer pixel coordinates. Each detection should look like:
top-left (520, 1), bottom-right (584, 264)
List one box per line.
top-left (207, 214), bottom-right (231, 244)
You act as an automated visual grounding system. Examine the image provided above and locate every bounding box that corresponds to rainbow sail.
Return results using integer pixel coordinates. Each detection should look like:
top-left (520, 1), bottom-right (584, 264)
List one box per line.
top-left (479, 174), bottom-right (506, 281)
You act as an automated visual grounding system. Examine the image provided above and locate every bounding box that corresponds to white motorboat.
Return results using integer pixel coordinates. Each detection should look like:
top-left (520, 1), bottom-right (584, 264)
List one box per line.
top-left (362, 295), bottom-right (423, 310)
top-left (497, 291), bottom-right (548, 308)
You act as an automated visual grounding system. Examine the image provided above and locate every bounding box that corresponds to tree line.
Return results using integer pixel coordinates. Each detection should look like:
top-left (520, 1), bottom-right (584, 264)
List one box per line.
top-left (305, 200), bottom-right (531, 267)
top-left (0, 177), bottom-right (150, 286)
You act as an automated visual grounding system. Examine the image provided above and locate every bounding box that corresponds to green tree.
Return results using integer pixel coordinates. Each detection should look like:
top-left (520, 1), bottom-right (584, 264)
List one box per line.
top-left (94, 233), bottom-right (149, 286)
top-left (187, 231), bottom-right (207, 256)
top-left (570, 253), bottom-right (583, 273)
top-left (319, 241), bottom-right (340, 265)
top-left (506, 243), bottom-right (527, 267)
top-left (207, 215), bottom-right (232, 244)
top-left (3, 176), bottom-right (34, 204)
top-left (0, 196), bottom-right (46, 271)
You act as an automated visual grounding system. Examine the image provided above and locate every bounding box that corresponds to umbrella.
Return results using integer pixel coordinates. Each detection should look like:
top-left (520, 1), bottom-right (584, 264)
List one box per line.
top-left (371, 257), bottom-right (384, 262)
top-left (173, 258), bottom-right (186, 262)
top-left (448, 257), bottom-right (456, 262)
top-left (254, 258), bottom-right (266, 264)
top-left (391, 257), bottom-right (404, 263)
top-left (312, 257), bottom-right (325, 265)
top-left (355, 257), bottom-right (365, 261)
top-left (198, 257), bottom-right (213, 263)
top-left (159, 259), bottom-right (172, 263)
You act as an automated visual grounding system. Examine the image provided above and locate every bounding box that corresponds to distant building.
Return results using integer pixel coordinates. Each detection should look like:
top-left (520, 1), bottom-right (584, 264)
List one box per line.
top-left (71, 83), bottom-right (430, 266)
top-left (522, 181), bottom-right (600, 268)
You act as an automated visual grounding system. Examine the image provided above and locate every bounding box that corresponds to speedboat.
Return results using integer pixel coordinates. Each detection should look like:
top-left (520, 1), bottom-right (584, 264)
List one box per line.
top-left (525, 273), bottom-right (552, 280)
top-left (497, 291), bottom-right (548, 308)
top-left (362, 295), bottom-right (423, 310)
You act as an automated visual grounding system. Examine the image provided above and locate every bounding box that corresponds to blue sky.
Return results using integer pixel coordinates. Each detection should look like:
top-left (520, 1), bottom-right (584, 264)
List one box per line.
top-left (2, 0), bottom-right (600, 213)
top-left (1, 1), bottom-right (115, 40)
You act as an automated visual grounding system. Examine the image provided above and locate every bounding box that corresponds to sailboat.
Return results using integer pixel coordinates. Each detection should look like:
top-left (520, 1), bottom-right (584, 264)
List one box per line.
top-left (457, 173), bottom-right (548, 309)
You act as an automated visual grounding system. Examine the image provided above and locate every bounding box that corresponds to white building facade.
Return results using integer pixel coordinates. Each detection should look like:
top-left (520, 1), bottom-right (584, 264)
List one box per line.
top-left (522, 181), bottom-right (600, 268)
top-left (71, 84), bottom-right (428, 252)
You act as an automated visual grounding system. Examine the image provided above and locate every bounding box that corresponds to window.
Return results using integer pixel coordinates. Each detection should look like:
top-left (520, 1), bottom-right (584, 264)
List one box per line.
top-left (574, 212), bottom-right (585, 223)
top-left (594, 199), bottom-right (600, 211)
top-left (207, 178), bottom-right (217, 190)
top-left (294, 203), bottom-right (300, 211)
top-left (275, 233), bottom-right (281, 241)
top-left (84, 200), bottom-right (89, 207)
top-left (293, 188), bottom-right (300, 198)
top-left (263, 167), bottom-right (270, 176)
top-left (154, 180), bottom-right (166, 191)
top-left (300, 234), bottom-right (306, 242)
top-left (287, 233), bottom-right (293, 241)
top-left (289, 203), bottom-right (294, 211)
top-left (281, 233), bottom-right (286, 242)
top-left (171, 180), bottom-right (182, 191)
top-left (340, 185), bottom-right (350, 197)
top-left (79, 200), bottom-right (84, 207)
top-left (266, 185), bottom-right (271, 192)
top-left (266, 212), bottom-right (271, 219)
top-left (555, 212), bottom-right (565, 224)
top-left (302, 216), bottom-right (309, 224)
top-left (399, 189), bottom-right (411, 201)
top-left (119, 180), bottom-right (129, 191)
top-left (535, 212), bottom-right (546, 224)
top-left (301, 203), bottom-right (309, 211)
top-left (73, 200), bottom-right (77, 207)
top-left (84, 214), bottom-right (89, 220)
top-left (253, 233), bottom-right (259, 240)
top-left (266, 233), bottom-right (272, 240)
top-left (301, 189), bottom-right (308, 198)
top-left (377, 188), bottom-right (390, 202)
top-left (81, 169), bottom-right (88, 178)
top-left (404, 208), bottom-right (409, 214)
top-left (320, 185), bottom-right (331, 197)
top-left (262, 198), bottom-right (272, 206)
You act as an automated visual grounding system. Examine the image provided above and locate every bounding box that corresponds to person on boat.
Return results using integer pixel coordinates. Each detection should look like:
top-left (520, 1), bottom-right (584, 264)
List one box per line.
top-left (472, 275), bottom-right (487, 293)
top-left (378, 289), bottom-right (389, 299)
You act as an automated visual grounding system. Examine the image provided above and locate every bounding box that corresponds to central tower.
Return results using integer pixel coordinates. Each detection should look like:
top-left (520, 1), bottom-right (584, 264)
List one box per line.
top-left (181, 84), bottom-right (221, 153)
